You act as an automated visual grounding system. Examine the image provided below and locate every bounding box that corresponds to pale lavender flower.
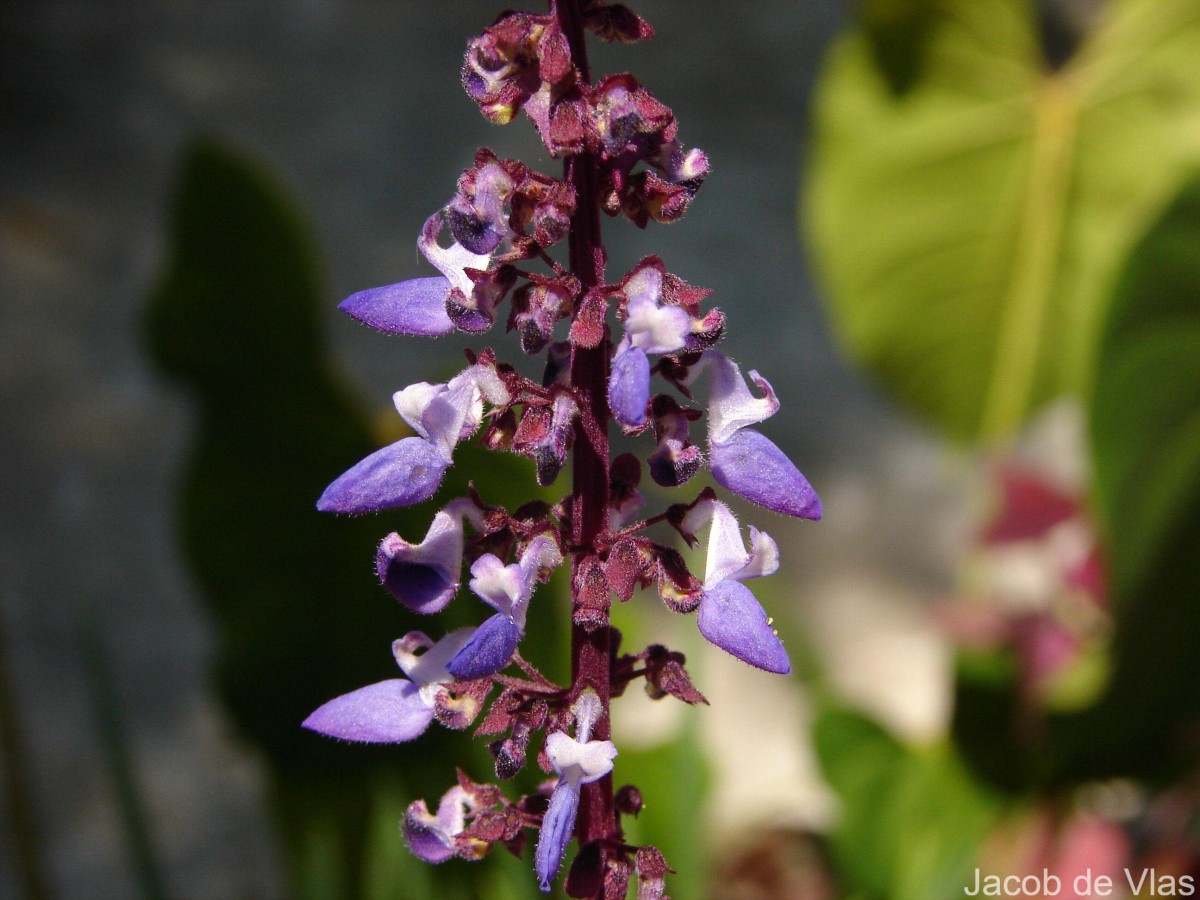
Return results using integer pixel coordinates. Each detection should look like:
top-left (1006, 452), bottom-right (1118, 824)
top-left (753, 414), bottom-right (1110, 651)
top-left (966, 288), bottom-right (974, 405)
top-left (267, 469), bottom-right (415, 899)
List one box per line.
top-left (402, 784), bottom-right (476, 864)
top-left (687, 350), bottom-right (822, 519)
top-left (681, 498), bottom-right (789, 673)
top-left (447, 534), bottom-right (564, 679)
top-left (302, 629), bottom-right (476, 743)
top-left (375, 497), bottom-right (485, 614)
top-left (535, 692), bottom-right (618, 892)
top-left (608, 259), bottom-right (692, 427)
top-left (317, 363), bottom-right (509, 514)
top-left (340, 213), bottom-right (495, 337)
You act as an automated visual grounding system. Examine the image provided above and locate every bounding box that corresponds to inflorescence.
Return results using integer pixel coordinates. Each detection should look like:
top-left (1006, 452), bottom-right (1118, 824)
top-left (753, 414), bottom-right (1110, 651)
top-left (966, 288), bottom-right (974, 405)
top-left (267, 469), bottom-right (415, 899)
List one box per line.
top-left (303, 2), bottom-right (821, 894)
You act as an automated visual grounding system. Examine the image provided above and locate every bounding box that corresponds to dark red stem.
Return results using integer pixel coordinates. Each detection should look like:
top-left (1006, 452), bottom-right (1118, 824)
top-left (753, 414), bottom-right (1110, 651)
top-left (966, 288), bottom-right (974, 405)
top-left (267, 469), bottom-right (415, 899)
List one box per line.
top-left (554, 0), bottom-right (620, 864)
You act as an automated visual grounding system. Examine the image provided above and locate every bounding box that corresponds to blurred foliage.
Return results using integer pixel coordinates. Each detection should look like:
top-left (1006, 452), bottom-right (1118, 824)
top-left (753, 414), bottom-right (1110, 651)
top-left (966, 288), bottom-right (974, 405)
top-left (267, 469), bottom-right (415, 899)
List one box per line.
top-left (815, 704), bottom-right (1002, 900)
top-left (1050, 172), bottom-right (1200, 781)
top-left (806, 0), bottom-right (1200, 896)
top-left (806, 0), bottom-right (1200, 443)
top-left (144, 140), bottom-right (712, 899)
top-left (951, 173), bottom-right (1200, 792)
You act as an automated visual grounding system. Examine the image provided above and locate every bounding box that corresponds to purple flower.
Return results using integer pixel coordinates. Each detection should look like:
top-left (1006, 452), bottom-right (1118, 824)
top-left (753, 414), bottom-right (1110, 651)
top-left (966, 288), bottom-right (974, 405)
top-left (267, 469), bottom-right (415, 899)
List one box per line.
top-left (447, 534), bottom-right (563, 680)
top-left (535, 692), bottom-right (618, 892)
top-left (317, 363), bottom-right (510, 514)
top-left (688, 351), bottom-right (821, 519)
top-left (681, 498), bottom-right (789, 673)
top-left (375, 498), bottom-right (484, 614)
top-left (448, 161), bottom-right (513, 255)
top-left (340, 213), bottom-right (494, 337)
top-left (302, 629), bottom-right (476, 743)
top-left (402, 784), bottom-right (476, 864)
top-left (608, 260), bottom-right (692, 426)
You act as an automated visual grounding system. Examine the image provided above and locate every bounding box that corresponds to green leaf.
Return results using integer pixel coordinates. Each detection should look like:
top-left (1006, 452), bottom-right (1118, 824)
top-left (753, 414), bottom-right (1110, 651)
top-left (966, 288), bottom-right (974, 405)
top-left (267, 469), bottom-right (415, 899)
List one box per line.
top-left (861, 0), bottom-right (941, 96)
top-left (805, 0), bottom-right (1200, 442)
top-left (608, 599), bottom-right (709, 900)
top-left (815, 704), bottom-right (1002, 900)
top-left (950, 175), bottom-right (1200, 789)
top-left (1040, 172), bottom-right (1200, 783)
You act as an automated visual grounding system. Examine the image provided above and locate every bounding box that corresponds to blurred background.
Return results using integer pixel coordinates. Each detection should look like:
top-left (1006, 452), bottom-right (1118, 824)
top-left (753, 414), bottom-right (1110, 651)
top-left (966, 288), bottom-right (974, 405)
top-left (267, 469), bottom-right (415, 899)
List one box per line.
top-left (3, 1), bottom-right (1200, 898)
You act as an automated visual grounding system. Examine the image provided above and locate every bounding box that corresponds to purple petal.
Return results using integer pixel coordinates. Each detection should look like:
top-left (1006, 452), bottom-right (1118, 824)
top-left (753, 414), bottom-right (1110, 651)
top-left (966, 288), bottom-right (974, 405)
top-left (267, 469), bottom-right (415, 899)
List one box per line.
top-left (339, 277), bottom-right (455, 336)
top-left (535, 777), bottom-right (581, 892)
top-left (375, 532), bottom-right (459, 615)
top-left (697, 579), bottom-right (790, 674)
top-left (710, 429), bottom-right (821, 519)
top-left (377, 558), bottom-right (455, 614)
top-left (302, 678), bottom-right (434, 743)
top-left (446, 613), bottom-right (521, 680)
top-left (316, 437), bottom-right (449, 514)
top-left (448, 198), bottom-right (505, 255)
top-left (609, 346), bottom-right (650, 427)
top-left (402, 794), bottom-right (463, 864)
top-left (403, 810), bottom-right (456, 864)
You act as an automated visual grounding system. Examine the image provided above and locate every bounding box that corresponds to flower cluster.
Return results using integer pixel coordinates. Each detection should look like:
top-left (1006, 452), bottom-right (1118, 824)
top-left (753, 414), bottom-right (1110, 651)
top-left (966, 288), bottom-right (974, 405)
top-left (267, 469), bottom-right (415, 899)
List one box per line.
top-left (304, 1), bottom-right (820, 893)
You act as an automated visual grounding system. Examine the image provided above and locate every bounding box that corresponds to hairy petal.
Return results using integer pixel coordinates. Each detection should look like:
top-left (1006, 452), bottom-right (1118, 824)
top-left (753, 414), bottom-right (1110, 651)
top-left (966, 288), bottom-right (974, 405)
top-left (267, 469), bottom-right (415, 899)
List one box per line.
top-left (302, 679), bottom-right (434, 743)
top-left (402, 787), bottom-right (471, 864)
top-left (394, 627), bottom-right (476, 687)
top-left (609, 344), bottom-right (650, 427)
top-left (468, 554), bottom-right (525, 618)
top-left (536, 777), bottom-right (581, 892)
top-left (375, 508), bottom-right (466, 614)
top-left (419, 212), bottom-right (491, 297)
top-left (545, 731), bottom-right (618, 784)
top-left (338, 277), bottom-right (455, 336)
top-left (514, 534), bottom-right (565, 619)
top-left (316, 437), bottom-right (448, 513)
top-left (446, 613), bottom-right (521, 680)
top-left (696, 352), bottom-right (780, 445)
top-left (625, 291), bottom-right (689, 354)
top-left (737, 526), bottom-right (781, 581)
top-left (702, 500), bottom-right (751, 586)
top-left (697, 579), bottom-right (790, 674)
top-left (710, 429), bottom-right (821, 520)
top-left (403, 803), bottom-right (458, 864)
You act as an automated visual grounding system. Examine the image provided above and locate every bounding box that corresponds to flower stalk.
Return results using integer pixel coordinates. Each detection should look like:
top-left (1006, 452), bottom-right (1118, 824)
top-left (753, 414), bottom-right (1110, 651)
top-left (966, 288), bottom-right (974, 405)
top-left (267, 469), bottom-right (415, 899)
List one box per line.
top-left (557, 0), bottom-right (620, 860)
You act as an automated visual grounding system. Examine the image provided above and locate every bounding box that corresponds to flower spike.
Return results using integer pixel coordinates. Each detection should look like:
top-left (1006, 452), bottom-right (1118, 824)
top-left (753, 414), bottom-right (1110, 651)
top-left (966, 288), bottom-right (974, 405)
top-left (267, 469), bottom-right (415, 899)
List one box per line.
top-left (310, 4), bottom-right (817, 892)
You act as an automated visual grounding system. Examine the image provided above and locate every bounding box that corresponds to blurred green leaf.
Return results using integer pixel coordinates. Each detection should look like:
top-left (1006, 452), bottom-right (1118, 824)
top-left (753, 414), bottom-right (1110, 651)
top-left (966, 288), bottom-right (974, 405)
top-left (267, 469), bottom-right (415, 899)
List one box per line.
top-left (861, 0), bottom-right (940, 96)
top-left (608, 600), bottom-right (709, 900)
top-left (952, 174), bottom-right (1200, 789)
top-left (805, 0), bottom-right (1200, 442)
top-left (615, 716), bottom-right (708, 900)
top-left (1042, 172), bottom-right (1200, 783)
top-left (816, 703), bottom-right (1002, 900)
top-left (144, 139), bottom-right (558, 898)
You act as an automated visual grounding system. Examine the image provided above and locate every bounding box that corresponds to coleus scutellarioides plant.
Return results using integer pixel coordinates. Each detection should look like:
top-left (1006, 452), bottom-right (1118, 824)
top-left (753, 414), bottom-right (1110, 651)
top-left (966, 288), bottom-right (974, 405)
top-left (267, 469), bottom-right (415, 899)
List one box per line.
top-left (302, 1), bottom-right (821, 894)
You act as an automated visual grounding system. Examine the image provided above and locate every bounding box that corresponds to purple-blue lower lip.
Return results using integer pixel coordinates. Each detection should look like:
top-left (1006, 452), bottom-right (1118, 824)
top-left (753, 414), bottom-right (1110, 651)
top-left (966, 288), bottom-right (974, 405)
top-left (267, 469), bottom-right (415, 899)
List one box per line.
top-left (379, 561), bottom-right (453, 614)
